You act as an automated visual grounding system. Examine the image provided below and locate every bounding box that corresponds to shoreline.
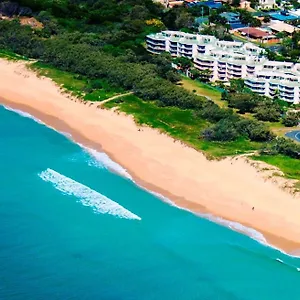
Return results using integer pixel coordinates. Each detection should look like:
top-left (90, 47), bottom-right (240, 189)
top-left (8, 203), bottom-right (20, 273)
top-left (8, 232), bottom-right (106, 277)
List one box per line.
top-left (1, 59), bottom-right (300, 254)
top-left (3, 100), bottom-right (300, 256)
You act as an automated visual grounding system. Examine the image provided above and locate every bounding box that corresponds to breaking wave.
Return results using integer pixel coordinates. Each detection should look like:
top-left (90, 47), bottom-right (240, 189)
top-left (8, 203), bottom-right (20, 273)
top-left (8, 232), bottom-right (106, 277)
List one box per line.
top-left (3, 105), bottom-right (44, 125)
top-left (82, 146), bottom-right (133, 180)
top-left (38, 168), bottom-right (141, 220)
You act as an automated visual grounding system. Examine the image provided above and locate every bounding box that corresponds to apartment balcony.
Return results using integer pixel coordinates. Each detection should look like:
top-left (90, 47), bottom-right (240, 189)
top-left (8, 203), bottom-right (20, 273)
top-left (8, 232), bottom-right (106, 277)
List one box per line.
top-left (170, 49), bottom-right (178, 56)
top-left (194, 64), bottom-right (213, 71)
top-left (179, 47), bottom-right (192, 52)
top-left (180, 53), bottom-right (193, 59)
top-left (195, 59), bottom-right (213, 65)
top-left (280, 94), bottom-right (295, 102)
top-left (147, 45), bottom-right (166, 52)
top-left (245, 79), bottom-right (265, 86)
top-left (279, 85), bottom-right (295, 91)
top-left (179, 44), bottom-right (193, 50)
top-left (227, 69), bottom-right (242, 76)
top-left (280, 89), bottom-right (295, 95)
top-left (148, 49), bottom-right (165, 54)
top-left (228, 73), bottom-right (242, 79)
top-left (227, 65), bottom-right (242, 72)
top-left (146, 39), bottom-right (165, 47)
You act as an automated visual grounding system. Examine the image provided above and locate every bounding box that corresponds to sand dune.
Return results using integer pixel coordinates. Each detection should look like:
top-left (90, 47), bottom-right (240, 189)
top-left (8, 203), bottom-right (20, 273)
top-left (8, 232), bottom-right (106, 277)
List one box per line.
top-left (1, 58), bottom-right (299, 253)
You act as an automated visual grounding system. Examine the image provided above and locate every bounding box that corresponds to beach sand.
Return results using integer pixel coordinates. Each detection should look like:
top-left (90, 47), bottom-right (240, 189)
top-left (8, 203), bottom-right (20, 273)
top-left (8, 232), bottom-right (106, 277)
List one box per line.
top-left (1, 58), bottom-right (300, 253)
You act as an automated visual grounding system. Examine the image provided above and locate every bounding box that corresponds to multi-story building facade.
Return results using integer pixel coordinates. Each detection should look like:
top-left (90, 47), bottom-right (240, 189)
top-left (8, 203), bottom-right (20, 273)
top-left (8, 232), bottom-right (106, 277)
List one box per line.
top-left (146, 31), bottom-right (300, 104)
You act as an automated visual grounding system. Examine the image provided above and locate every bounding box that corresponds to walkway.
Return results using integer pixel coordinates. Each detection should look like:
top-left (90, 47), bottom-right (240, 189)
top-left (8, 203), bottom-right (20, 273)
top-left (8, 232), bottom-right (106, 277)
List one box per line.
top-left (98, 92), bottom-right (133, 106)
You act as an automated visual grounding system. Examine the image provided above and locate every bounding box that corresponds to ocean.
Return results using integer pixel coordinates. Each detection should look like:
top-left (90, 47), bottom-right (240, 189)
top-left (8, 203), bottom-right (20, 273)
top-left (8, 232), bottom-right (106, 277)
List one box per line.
top-left (0, 104), bottom-right (300, 300)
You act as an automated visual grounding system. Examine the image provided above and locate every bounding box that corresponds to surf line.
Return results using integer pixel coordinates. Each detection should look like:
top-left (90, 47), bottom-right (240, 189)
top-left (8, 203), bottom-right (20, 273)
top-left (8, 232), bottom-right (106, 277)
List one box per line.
top-left (39, 168), bottom-right (141, 221)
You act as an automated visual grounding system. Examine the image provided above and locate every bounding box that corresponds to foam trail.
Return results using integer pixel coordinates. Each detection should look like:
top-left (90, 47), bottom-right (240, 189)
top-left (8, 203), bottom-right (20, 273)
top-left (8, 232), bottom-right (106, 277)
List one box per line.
top-left (83, 146), bottom-right (133, 180)
top-left (39, 168), bottom-right (141, 220)
top-left (3, 105), bottom-right (44, 125)
top-left (198, 213), bottom-right (267, 244)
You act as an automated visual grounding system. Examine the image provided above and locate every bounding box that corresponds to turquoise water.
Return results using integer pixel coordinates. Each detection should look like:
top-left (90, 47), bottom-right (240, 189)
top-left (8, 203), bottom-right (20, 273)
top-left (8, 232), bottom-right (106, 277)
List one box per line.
top-left (1, 104), bottom-right (300, 300)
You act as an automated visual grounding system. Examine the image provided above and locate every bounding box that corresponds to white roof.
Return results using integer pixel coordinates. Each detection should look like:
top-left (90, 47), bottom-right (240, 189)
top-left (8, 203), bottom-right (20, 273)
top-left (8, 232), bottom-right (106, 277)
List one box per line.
top-left (290, 9), bottom-right (300, 17)
top-left (264, 60), bottom-right (294, 66)
top-left (268, 21), bottom-right (298, 34)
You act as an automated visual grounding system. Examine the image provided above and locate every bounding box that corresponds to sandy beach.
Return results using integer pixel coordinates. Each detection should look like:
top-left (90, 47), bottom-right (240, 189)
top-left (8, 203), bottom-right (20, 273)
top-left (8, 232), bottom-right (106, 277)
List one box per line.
top-left (1, 58), bottom-right (300, 253)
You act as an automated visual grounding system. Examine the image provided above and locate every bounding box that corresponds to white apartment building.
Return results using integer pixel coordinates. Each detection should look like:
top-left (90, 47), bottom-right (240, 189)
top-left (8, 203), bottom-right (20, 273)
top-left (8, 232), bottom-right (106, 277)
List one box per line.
top-left (258, 0), bottom-right (275, 9)
top-left (146, 31), bottom-right (300, 104)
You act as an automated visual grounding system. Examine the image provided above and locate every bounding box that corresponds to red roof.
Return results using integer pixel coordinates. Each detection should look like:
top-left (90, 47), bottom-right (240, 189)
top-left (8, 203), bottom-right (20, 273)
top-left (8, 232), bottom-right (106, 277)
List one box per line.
top-left (238, 27), bottom-right (269, 38)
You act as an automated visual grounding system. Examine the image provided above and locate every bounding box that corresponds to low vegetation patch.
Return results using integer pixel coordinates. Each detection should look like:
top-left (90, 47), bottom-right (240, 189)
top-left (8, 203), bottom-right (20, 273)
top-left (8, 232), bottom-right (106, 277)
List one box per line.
top-left (29, 62), bottom-right (123, 101)
top-left (252, 155), bottom-right (300, 181)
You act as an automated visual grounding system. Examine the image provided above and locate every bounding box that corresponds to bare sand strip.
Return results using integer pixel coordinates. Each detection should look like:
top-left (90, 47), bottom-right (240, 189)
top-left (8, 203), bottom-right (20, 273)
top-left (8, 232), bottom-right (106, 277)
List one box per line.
top-left (1, 59), bottom-right (300, 253)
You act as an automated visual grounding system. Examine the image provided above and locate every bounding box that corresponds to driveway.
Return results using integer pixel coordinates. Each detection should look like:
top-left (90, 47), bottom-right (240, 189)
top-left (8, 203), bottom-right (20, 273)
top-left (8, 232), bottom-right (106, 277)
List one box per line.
top-left (285, 130), bottom-right (300, 142)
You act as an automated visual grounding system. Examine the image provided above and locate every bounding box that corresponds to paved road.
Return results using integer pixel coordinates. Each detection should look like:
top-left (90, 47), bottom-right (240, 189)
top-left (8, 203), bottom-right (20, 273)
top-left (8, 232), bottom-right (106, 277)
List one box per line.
top-left (285, 130), bottom-right (300, 142)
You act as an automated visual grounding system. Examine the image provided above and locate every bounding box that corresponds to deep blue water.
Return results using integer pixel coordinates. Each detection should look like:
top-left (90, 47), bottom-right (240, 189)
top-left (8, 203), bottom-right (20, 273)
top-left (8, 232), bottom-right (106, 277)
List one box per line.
top-left (1, 105), bottom-right (300, 300)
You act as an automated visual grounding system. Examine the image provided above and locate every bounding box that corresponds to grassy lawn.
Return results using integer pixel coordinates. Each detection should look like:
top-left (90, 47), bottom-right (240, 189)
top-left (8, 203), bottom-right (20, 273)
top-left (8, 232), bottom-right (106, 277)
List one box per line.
top-left (0, 49), bottom-right (29, 61)
top-left (268, 121), bottom-right (298, 137)
top-left (180, 77), bottom-right (225, 107)
top-left (29, 62), bottom-right (123, 101)
top-left (252, 154), bottom-right (300, 181)
top-left (104, 94), bottom-right (262, 157)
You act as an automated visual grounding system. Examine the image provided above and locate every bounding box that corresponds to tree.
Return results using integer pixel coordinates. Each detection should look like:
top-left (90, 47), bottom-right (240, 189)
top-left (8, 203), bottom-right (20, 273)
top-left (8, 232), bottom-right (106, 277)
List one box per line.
top-left (198, 69), bottom-right (212, 82)
top-left (273, 137), bottom-right (300, 158)
top-left (201, 118), bottom-right (239, 141)
top-left (227, 93), bottom-right (259, 113)
top-left (228, 79), bottom-right (245, 93)
top-left (282, 112), bottom-right (300, 127)
top-left (263, 15), bottom-right (271, 23)
top-left (232, 0), bottom-right (241, 7)
top-left (189, 67), bottom-right (200, 80)
top-left (162, 6), bottom-right (193, 30)
top-left (254, 102), bottom-right (281, 122)
top-left (173, 56), bottom-right (192, 73)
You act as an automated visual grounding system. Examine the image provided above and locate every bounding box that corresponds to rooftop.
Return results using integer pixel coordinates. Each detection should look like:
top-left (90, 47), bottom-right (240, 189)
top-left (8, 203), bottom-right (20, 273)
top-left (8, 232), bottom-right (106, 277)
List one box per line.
top-left (239, 27), bottom-right (270, 38)
top-left (268, 11), bottom-right (298, 21)
top-left (268, 21), bottom-right (298, 34)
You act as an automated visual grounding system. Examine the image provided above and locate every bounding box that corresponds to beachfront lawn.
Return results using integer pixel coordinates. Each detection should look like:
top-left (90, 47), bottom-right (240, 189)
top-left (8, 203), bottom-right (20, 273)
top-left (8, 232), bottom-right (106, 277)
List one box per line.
top-left (180, 77), bottom-right (225, 108)
top-left (252, 154), bottom-right (300, 181)
top-left (28, 62), bottom-right (123, 101)
top-left (0, 49), bottom-right (29, 61)
top-left (104, 94), bottom-right (262, 157)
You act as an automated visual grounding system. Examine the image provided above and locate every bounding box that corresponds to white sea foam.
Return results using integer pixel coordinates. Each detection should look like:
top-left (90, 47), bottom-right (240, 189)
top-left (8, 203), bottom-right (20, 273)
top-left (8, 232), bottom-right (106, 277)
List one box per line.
top-left (82, 146), bottom-right (133, 180)
top-left (3, 105), bottom-right (45, 125)
top-left (39, 168), bottom-right (141, 220)
top-left (198, 213), bottom-right (267, 245)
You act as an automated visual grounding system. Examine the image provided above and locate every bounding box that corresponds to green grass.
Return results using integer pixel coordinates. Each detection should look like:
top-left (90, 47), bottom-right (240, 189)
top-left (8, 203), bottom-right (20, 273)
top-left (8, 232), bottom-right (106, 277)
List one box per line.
top-left (180, 77), bottom-right (225, 107)
top-left (29, 62), bottom-right (123, 101)
top-left (252, 154), bottom-right (300, 180)
top-left (0, 49), bottom-right (29, 61)
top-left (104, 94), bottom-right (262, 157)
